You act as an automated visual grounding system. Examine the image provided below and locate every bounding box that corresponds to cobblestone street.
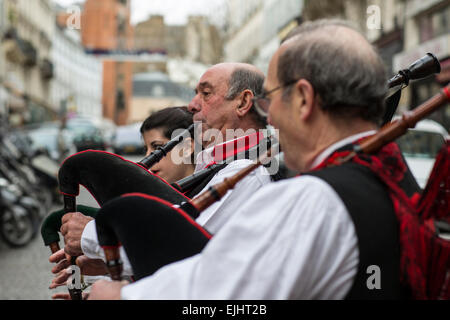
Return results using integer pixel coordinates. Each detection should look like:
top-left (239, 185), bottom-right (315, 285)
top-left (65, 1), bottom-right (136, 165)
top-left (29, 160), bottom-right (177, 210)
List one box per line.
top-left (0, 186), bottom-right (100, 300)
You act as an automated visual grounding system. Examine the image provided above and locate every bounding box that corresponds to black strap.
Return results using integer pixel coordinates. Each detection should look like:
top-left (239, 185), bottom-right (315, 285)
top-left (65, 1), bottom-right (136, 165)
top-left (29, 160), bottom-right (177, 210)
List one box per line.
top-left (184, 166), bottom-right (225, 198)
top-left (305, 162), bottom-right (411, 299)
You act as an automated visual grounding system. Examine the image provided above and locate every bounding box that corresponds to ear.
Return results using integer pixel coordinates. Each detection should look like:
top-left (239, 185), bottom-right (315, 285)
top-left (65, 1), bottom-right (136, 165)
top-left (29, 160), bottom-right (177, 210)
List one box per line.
top-left (293, 79), bottom-right (315, 121)
top-left (235, 89), bottom-right (254, 117)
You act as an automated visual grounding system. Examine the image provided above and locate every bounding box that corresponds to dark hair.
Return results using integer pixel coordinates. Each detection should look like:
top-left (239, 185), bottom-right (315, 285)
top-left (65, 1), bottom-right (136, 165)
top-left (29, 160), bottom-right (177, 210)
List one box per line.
top-left (278, 20), bottom-right (387, 124)
top-left (140, 106), bottom-right (193, 139)
top-left (225, 68), bottom-right (267, 127)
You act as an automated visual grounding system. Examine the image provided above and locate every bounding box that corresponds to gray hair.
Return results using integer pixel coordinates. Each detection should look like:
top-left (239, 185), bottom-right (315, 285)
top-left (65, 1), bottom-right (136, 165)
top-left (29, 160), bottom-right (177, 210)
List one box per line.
top-left (225, 68), bottom-right (266, 126)
top-left (278, 19), bottom-right (387, 124)
top-left (282, 19), bottom-right (360, 44)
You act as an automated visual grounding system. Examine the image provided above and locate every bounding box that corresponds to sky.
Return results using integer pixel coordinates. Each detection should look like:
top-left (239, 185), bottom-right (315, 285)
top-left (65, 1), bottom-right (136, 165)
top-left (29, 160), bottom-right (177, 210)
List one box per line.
top-left (53, 0), bottom-right (226, 26)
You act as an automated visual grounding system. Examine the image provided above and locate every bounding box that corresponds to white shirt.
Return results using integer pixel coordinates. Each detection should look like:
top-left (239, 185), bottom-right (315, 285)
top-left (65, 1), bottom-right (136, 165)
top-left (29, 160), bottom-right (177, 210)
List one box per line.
top-left (121, 176), bottom-right (358, 299)
top-left (80, 146), bottom-right (272, 274)
top-left (120, 132), bottom-right (376, 300)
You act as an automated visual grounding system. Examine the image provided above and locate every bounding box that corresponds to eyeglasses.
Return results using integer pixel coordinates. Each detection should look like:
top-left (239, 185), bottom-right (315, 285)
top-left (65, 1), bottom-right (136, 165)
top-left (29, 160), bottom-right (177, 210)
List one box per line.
top-left (252, 79), bottom-right (299, 118)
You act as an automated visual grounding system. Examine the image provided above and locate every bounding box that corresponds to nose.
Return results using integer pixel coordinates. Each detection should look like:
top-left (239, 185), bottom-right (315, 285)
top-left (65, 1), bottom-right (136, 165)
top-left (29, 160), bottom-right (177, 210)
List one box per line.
top-left (188, 95), bottom-right (201, 114)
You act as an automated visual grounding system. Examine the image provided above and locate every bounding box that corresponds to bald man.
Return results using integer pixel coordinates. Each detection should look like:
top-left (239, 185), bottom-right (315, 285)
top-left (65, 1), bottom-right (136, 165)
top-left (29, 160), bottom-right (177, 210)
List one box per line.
top-left (85, 19), bottom-right (422, 300)
top-left (49, 62), bottom-right (273, 292)
top-left (189, 63), bottom-right (267, 147)
top-left (186, 62), bottom-right (271, 230)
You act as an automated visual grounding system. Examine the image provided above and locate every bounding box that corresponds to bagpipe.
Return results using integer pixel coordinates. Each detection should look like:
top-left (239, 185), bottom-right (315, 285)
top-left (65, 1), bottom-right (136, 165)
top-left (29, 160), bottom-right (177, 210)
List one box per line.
top-left (40, 125), bottom-right (273, 299)
top-left (43, 150), bottom-right (197, 299)
top-left (41, 56), bottom-right (449, 299)
top-left (382, 53), bottom-right (441, 126)
top-left (40, 124), bottom-right (266, 250)
top-left (137, 124), bottom-right (195, 169)
top-left (174, 129), bottom-right (278, 195)
top-left (95, 82), bottom-right (450, 299)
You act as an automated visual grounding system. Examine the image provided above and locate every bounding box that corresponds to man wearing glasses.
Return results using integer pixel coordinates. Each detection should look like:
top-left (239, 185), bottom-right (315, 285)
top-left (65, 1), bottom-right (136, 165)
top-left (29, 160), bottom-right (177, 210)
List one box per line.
top-left (87, 19), bottom-right (419, 299)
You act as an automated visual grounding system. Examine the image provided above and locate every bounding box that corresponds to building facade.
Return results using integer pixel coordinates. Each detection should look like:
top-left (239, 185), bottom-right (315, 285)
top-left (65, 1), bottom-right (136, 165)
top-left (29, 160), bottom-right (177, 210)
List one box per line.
top-left (224, 0), bottom-right (264, 66)
top-left (0, 0), bottom-right (6, 116)
top-left (81, 0), bottom-right (134, 126)
top-left (393, 0), bottom-right (450, 129)
top-left (0, 0), bottom-right (56, 125)
top-left (224, 0), bottom-right (303, 74)
top-left (301, 0), bottom-right (449, 129)
top-left (132, 14), bottom-right (222, 110)
top-left (185, 16), bottom-right (222, 65)
top-left (130, 72), bottom-right (193, 123)
top-left (134, 15), bottom-right (222, 69)
top-left (302, 0), bottom-right (407, 73)
top-left (51, 22), bottom-right (103, 120)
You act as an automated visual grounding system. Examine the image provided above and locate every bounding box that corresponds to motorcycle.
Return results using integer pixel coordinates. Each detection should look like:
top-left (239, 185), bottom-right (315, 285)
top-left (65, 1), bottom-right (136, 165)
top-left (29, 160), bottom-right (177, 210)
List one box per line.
top-left (0, 176), bottom-right (40, 247)
top-left (0, 137), bottom-right (51, 217)
top-left (7, 131), bottom-right (61, 207)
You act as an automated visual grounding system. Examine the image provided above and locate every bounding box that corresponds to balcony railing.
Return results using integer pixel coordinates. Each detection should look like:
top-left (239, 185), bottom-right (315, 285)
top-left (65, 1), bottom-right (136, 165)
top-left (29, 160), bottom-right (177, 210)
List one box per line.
top-left (40, 58), bottom-right (54, 80)
top-left (2, 27), bottom-right (37, 67)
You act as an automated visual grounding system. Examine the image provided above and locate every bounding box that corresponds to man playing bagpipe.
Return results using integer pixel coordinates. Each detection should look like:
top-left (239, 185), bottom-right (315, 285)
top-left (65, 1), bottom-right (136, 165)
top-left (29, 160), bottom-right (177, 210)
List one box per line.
top-left (48, 63), bottom-right (274, 291)
top-left (80, 19), bottom-right (450, 300)
top-left (54, 19), bottom-right (450, 300)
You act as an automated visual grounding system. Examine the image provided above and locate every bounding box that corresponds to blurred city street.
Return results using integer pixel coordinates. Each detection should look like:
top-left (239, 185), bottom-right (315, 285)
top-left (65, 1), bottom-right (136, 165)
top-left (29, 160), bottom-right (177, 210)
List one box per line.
top-left (0, 155), bottom-right (140, 300)
top-left (0, 0), bottom-right (448, 302)
top-left (0, 226), bottom-right (66, 299)
top-left (0, 185), bottom-right (98, 300)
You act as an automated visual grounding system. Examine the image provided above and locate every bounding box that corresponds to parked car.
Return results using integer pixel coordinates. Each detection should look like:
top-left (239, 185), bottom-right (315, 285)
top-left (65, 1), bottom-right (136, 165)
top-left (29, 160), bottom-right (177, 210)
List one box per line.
top-left (66, 117), bottom-right (107, 152)
top-left (395, 118), bottom-right (448, 188)
top-left (96, 118), bottom-right (117, 152)
top-left (71, 127), bottom-right (106, 152)
top-left (25, 124), bottom-right (77, 162)
top-left (112, 123), bottom-right (145, 156)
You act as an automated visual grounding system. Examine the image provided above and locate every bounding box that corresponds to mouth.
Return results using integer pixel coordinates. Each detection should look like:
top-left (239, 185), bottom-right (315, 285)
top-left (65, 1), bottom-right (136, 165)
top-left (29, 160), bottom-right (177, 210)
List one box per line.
top-left (151, 170), bottom-right (160, 176)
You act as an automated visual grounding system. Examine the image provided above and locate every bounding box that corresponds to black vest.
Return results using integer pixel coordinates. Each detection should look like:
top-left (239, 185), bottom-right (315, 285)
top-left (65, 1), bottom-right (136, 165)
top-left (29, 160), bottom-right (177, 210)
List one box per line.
top-left (306, 161), bottom-right (418, 299)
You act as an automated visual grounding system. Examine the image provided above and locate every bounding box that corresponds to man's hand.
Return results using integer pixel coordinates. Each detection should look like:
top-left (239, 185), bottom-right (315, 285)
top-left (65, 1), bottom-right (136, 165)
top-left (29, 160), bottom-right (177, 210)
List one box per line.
top-left (49, 251), bottom-right (109, 289)
top-left (60, 212), bottom-right (94, 256)
top-left (88, 280), bottom-right (129, 300)
top-left (49, 249), bottom-right (71, 275)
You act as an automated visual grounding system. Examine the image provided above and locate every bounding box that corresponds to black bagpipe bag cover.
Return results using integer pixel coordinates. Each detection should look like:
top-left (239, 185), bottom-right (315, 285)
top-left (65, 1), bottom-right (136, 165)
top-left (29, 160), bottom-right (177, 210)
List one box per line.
top-left (58, 150), bottom-right (190, 206)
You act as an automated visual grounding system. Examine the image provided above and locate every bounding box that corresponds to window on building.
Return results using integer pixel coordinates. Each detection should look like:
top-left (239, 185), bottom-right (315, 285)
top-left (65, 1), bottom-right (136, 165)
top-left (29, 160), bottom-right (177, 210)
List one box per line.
top-left (418, 14), bottom-right (433, 42)
top-left (432, 6), bottom-right (449, 38)
top-left (151, 84), bottom-right (165, 97)
top-left (418, 5), bottom-right (450, 42)
top-left (116, 89), bottom-right (125, 110)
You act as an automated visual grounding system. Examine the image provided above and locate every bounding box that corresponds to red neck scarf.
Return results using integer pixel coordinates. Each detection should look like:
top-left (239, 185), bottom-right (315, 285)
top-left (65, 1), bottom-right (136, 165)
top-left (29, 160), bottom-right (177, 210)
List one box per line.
top-left (312, 139), bottom-right (450, 300)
